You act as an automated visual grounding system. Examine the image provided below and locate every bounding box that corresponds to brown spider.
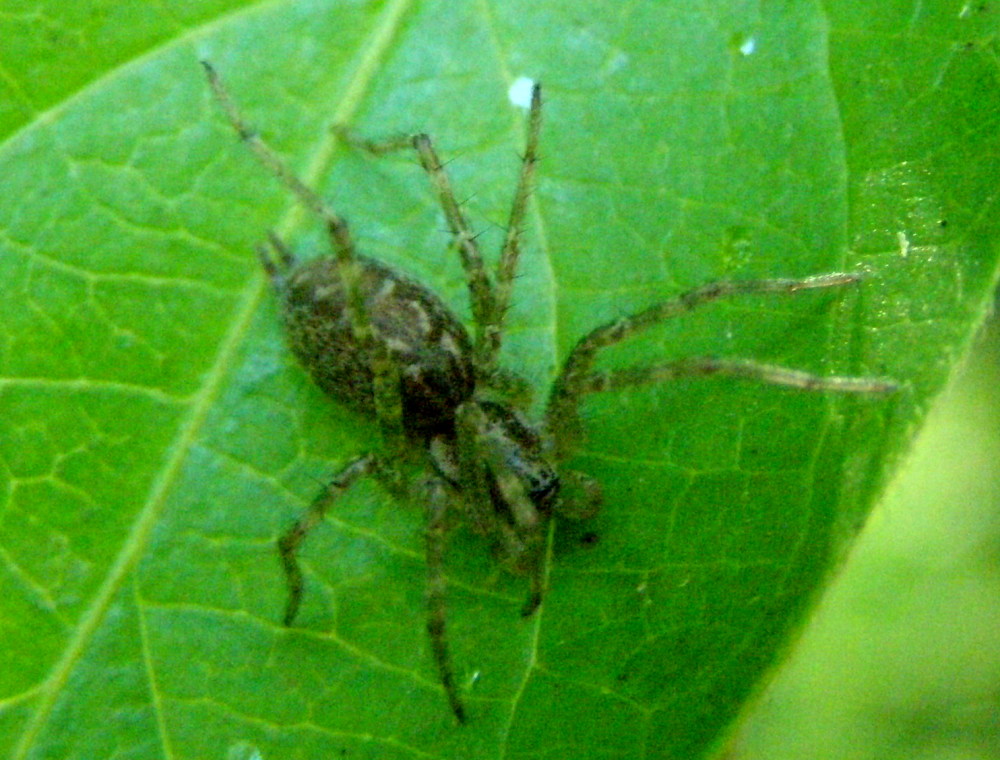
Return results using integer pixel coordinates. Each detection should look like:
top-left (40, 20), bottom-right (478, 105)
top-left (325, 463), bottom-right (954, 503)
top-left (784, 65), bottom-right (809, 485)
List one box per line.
top-left (203, 62), bottom-right (897, 723)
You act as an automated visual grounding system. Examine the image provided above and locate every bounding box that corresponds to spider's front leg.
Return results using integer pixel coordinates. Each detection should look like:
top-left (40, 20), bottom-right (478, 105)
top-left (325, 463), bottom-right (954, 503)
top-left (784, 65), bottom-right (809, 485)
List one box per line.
top-left (453, 401), bottom-right (551, 618)
top-left (335, 127), bottom-right (494, 348)
top-left (337, 83), bottom-right (543, 375)
top-left (545, 273), bottom-right (898, 456)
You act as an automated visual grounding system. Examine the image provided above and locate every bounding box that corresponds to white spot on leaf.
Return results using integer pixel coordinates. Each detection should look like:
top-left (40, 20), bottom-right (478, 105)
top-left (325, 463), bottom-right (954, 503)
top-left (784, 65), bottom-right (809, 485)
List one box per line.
top-left (508, 77), bottom-right (536, 109)
top-left (897, 230), bottom-right (910, 258)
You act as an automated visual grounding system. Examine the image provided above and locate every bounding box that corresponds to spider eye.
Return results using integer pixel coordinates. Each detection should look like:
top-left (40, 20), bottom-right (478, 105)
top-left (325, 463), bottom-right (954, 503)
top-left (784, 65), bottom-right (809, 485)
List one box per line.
top-left (528, 471), bottom-right (560, 510)
top-left (476, 400), bottom-right (560, 512)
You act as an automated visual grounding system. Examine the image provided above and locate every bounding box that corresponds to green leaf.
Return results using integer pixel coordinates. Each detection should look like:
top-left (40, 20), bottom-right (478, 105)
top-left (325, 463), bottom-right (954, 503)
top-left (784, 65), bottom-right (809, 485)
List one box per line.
top-left (2, 1), bottom-right (998, 758)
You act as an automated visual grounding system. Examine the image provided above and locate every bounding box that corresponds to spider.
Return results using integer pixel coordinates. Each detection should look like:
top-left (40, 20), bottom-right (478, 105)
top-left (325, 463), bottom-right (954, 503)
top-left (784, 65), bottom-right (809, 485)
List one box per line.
top-left (203, 62), bottom-right (898, 723)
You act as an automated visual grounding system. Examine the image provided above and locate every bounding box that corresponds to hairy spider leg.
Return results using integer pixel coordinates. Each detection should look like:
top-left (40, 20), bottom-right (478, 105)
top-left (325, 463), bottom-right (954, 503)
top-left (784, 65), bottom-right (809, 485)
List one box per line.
top-left (412, 133), bottom-right (496, 358)
top-left (489, 83), bottom-right (542, 372)
top-left (337, 84), bottom-right (544, 376)
top-left (454, 403), bottom-right (546, 617)
top-left (206, 61), bottom-right (472, 722)
top-left (578, 358), bottom-right (899, 395)
top-left (257, 231), bottom-right (297, 275)
top-left (545, 273), bottom-right (898, 456)
top-left (453, 403), bottom-right (504, 534)
top-left (202, 60), bottom-right (406, 450)
top-left (424, 477), bottom-right (467, 723)
top-left (338, 128), bottom-right (493, 354)
top-left (278, 454), bottom-right (380, 626)
top-left (276, 456), bottom-right (467, 722)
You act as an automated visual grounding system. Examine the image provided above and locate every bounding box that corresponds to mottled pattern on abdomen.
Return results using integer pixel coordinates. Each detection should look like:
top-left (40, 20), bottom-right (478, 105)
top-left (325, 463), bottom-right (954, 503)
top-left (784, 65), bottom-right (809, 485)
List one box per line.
top-left (280, 255), bottom-right (475, 437)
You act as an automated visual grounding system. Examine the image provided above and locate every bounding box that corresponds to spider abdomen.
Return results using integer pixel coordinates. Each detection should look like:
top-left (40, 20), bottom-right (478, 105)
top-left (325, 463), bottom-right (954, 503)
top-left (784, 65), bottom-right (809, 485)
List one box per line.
top-left (279, 255), bottom-right (475, 437)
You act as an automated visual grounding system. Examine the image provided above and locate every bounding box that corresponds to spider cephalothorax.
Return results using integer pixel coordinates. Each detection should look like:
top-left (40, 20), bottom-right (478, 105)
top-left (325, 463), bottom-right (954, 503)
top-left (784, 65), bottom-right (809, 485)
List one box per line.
top-left (204, 62), bottom-right (897, 723)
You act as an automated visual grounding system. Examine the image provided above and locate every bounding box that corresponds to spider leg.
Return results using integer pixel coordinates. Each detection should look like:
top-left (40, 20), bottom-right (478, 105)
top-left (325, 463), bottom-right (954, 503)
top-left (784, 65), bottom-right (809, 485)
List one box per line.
top-left (202, 61), bottom-right (345, 231)
top-left (279, 454), bottom-right (380, 626)
top-left (256, 231), bottom-right (297, 282)
top-left (487, 83), bottom-right (542, 373)
top-left (489, 449), bottom-right (546, 619)
top-left (203, 61), bottom-right (405, 449)
top-left (454, 402), bottom-right (546, 617)
top-left (545, 272), bottom-right (883, 454)
top-left (578, 358), bottom-right (898, 396)
top-left (453, 403), bottom-right (503, 536)
top-left (518, 551), bottom-right (545, 619)
top-left (338, 85), bottom-right (542, 375)
top-left (337, 127), bottom-right (496, 357)
top-left (424, 477), bottom-right (467, 724)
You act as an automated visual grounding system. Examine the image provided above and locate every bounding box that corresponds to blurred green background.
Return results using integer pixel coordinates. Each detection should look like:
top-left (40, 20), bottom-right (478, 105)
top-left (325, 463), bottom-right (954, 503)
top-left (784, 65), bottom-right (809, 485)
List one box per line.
top-left (735, 305), bottom-right (1000, 759)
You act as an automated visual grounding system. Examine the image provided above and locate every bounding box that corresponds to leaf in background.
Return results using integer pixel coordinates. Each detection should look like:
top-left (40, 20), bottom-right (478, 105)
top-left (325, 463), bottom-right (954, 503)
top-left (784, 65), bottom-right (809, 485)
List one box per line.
top-left (1, 1), bottom-right (998, 758)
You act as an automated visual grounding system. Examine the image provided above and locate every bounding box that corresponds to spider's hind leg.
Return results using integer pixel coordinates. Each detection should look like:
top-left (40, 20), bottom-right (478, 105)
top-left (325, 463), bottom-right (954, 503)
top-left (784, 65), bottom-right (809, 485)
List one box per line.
top-left (423, 477), bottom-right (467, 724)
top-left (256, 231), bottom-right (297, 284)
top-left (337, 84), bottom-right (544, 375)
top-left (279, 454), bottom-right (380, 626)
top-left (204, 61), bottom-right (406, 449)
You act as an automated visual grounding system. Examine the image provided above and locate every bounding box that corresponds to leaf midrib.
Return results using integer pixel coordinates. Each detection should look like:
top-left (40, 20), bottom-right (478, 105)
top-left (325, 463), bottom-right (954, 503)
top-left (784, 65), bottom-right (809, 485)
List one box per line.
top-left (12, 0), bottom-right (418, 753)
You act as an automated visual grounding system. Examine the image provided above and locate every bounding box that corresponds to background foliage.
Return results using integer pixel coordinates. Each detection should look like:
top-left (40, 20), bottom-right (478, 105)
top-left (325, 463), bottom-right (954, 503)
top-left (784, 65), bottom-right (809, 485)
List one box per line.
top-left (1, 1), bottom-right (998, 758)
top-left (737, 313), bottom-right (1000, 760)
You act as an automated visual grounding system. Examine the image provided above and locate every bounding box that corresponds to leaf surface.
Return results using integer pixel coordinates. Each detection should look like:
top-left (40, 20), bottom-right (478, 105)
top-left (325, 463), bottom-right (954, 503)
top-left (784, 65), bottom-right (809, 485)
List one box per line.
top-left (1, 1), bottom-right (998, 758)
